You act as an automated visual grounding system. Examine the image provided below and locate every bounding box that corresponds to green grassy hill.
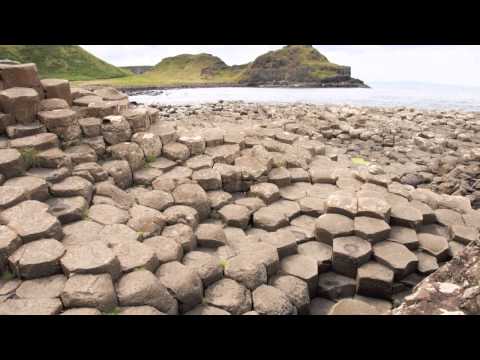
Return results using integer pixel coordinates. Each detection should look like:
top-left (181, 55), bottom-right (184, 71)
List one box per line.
top-left (0, 45), bottom-right (131, 81)
top-left (77, 45), bottom-right (365, 88)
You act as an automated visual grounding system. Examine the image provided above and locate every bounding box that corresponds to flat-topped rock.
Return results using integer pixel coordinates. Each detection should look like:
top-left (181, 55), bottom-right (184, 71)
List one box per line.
top-left (328, 298), bottom-right (381, 315)
top-left (269, 274), bottom-right (310, 314)
top-left (280, 254), bottom-right (318, 297)
top-left (332, 236), bottom-right (372, 278)
top-left (9, 132), bottom-right (59, 152)
top-left (0, 298), bottom-right (62, 315)
top-left (354, 216), bottom-right (391, 243)
top-left (417, 233), bottom-right (450, 262)
top-left (116, 269), bottom-right (178, 315)
top-left (317, 272), bottom-right (356, 300)
top-left (4, 176), bottom-right (49, 202)
top-left (373, 241), bottom-right (418, 280)
top-left (0, 200), bottom-right (62, 242)
top-left (0, 149), bottom-right (25, 179)
top-left (60, 240), bottom-right (121, 279)
top-left (0, 87), bottom-right (39, 124)
top-left (61, 273), bottom-right (117, 312)
top-left (252, 285), bottom-right (296, 315)
top-left (8, 238), bottom-right (65, 279)
top-left (326, 192), bottom-right (358, 218)
top-left (182, 251), bottom-right (223, 287)
top-left (143, 236), bottom-right (183, 265)
top-left (204, 278), bottom-right (252, 315)
top-left (219, 204), bottom-right (251, 229)
top-left (315, 213), bottom-right (354, 245)
top-left (357, 262), bottom-right (394, 299)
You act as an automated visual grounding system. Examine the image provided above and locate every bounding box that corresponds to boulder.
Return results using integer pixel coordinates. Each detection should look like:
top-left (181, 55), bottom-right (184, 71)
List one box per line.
top-left (0, 149), bottom-right (25, 179)
top-left (204, 278), bottom-right (252, 315)
top-left (252, 285), bottom-right (296, 315)
top-left (224, 254), bottom-right (267, 290)
top-left (182, 251), bottom-right (223, 287)
top-left (0, 87), bottom-right (39, 124)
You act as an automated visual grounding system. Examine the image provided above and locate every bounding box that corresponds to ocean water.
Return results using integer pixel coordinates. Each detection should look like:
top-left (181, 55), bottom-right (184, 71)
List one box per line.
top-left (129, 82), bottom-right (480, 112)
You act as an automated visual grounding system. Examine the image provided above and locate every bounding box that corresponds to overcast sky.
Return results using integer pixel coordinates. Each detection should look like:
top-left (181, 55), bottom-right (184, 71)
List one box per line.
top-left (81, 45), bottom-right (480, 87)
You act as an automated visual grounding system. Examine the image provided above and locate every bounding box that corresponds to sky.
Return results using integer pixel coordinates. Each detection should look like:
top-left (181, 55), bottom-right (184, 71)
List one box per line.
top-left (80, 45), bottom-right (480, 87)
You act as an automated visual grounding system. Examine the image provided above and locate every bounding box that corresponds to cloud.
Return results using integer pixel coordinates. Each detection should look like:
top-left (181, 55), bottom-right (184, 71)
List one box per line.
top-left (80, 45), bottom-right (480, 86)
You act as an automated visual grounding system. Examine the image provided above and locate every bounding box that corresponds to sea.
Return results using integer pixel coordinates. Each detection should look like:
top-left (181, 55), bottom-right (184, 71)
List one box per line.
top-left (129, 82), bottom-right (480, 113)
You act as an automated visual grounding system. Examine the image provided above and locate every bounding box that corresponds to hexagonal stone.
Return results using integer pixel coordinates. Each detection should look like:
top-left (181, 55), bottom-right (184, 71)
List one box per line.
top-left (102, 160), bottom-right (132, 189)
top-left (185, 304), bottom-right (230, 315)
top-left (373, 241), bottom-right (418, 280)
top-left (410, 200), bottom-right (436, 224)
top-left (434, 209), bottom-right (464, 228)
top-left (280, 254), bottom-right (318, 297)
top-left (280, 183), bottom-right (309, 201)
top-left (0, 185), bottom-right (26, 210)
top-left (61, 308), bottom-right (102, 315)
top-left (218, 204), bottom-right (251, 229)
top-left (98, 224), bottom-right (140, 246)
top-left (260, 229), bottom-right (298, 258)
top-left (357, 262), bottom-right (394, 299)
top-left (249, 183), bottom-right (280, 204)
top-left (315, 213), bottom-right (354, 245)
top-left (224, 254), bottom-right (267, 290)
top-left (417, 233), bottom-right (450, 262)
top-left (418, 223), bottom-right (450, 238)
top-left (195, 223), bottom-right (226, 248)
top-left (357, 196), bottom-right (391, 221)
top-left (326, 192), bottom-right (357, 218)
top-left (62, 220), bottom-right (103, 247)
top-left (317, 272), bottom-right (356, 300)
top-left (252, 285), bottom-right (296, 315)
top-left (143, 236), bottom-right (183, 265)
top-left (118, 306), bottom-right (165, 315)
top-left (354, 216), bottom-right (390, 243)
top-left (156, 261), bottom-right (203, 312)
top-left (162, 223), bottom-right (196, 252)
top-left (298, 196), bottom-right (325, 217)
top-left (268, 167), bottom-right (291, 187)
top-left (415, 251), bottom-right (439, 275)
top-left (388, 226), bottom-right (419, 250)
top-left (8, 239), bottom-right (65, 279)
top-left (235, 197), bottom-right (266, 213)
top-left (4, 176), bottom-right (49, 201)
top-left (15, 274), bottom-right (66, 299)
top-left (173, 184), bottom-right (210, 221)
top-left (182, 251), bottom-right (223, 287)
top-left (328, 298), bottom-right (381, 315)
top-left (297, 241), bottom-right (332, 273)
top-left (309, 168), bottom-right (337, 184)
top-left (192, 169), bottom-right (222, 191)
top-left (236, 242), bottom-right (280, 276)
top-left (0, 225), bottom-right (21, 271)
top-left (127, 205), bottom-right (166, 238)
top-left (47, 196), bottom-right (88, 224)
top-left (309, 297), bottom-right (336, 315)
top-left (332, 236), bottom-right (372, 278)
top-left (0, 298), bottom-right (62, 315)
top-left (61, 273), bottom-right (117, 312)
top-left (60, 240), bottom-right (121, 279)
top-left (131, 131), bottom-right (162, 159)
top-left (204, 278), bottom-right (252, 315)
top-left (111, 240), bottom-right (159, 273)
top-left (88, 204), bottom-right (129, 226)
top-left (269, 274), bottom-right (310, 314)
top-left (354, 295), bottom-right (392, 314)
top-left (163, 205), bottom-right (199, 229)
top-left (390, 204), bottom-right (423, 229)
top-left (185, 154), bottom-right (213, 170)
top-left (163, 142), bottom-right (190, 162)
top-left (0, 87), bottom-right (40, 124)
top-left (116, 269), bottom-right (178, 315)
top-left (9, 133), bottom-right (59, 153)
top-left (269, 200), bottom-right (301, 220)
top-left (0, 149), bottom-right (25, 179)
top-left (449, 224), bottom-right (479, 245)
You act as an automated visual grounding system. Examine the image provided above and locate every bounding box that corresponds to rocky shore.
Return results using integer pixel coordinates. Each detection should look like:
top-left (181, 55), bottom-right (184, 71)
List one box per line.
top-left (0, 62), bottom-right (479, 315)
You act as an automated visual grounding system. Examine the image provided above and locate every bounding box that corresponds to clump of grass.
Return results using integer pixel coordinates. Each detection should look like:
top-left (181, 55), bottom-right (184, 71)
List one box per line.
top-left (219, 259), bottom-right (229, 271)
top-left (20, 147), bottom-right (40, 168)
top-left (134, 266), bottom-right (146, 272)
top-left (1, 271), bottom-right (16, 282)
top-left (144, 155), bottom-right (157, 169)
top-left (103, 307), bottom-right (121, 316)
top-left (351, 157), bottom-right (370, 166)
